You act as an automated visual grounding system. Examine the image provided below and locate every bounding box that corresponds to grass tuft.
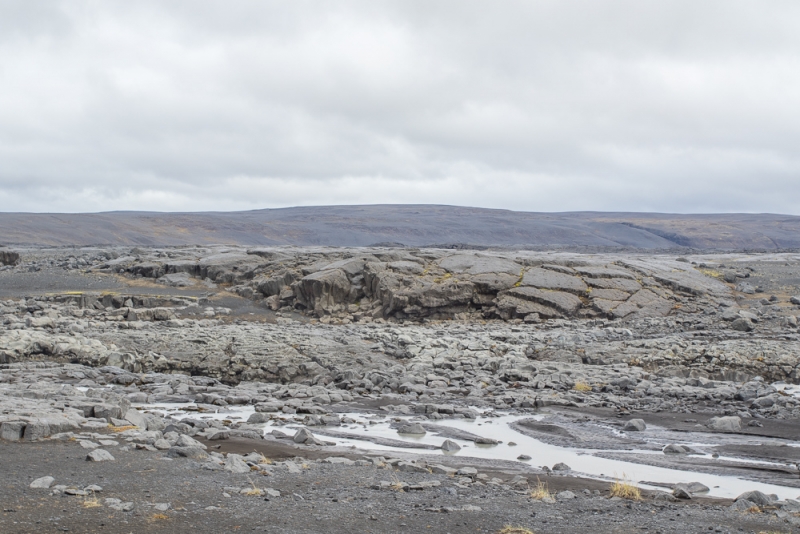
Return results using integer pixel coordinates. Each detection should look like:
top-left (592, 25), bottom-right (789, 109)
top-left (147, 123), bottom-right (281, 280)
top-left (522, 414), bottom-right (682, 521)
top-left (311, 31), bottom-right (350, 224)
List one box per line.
top-left (433, 272), bottom-right (453, 284)
top-left (498, 527), bottom-right (535, 534)
top-left (609, 474), bottom-right (641, 500)
top-left (529, 477), bottom-right (552, 500)
top-left (241, 478), bottom-right (263, 496)
top-left (573, 382), bottom-right (592, 392)
top-left (254, 452), bottom-right (273, 465)
top-left (389, 474), bottom-right (406, 492)
top-left (697, 268), bottom-right (722, 279)
top-left (81, 497), bottom-right (102, 509)
top-left (109, 425), bottom-right (138, 432)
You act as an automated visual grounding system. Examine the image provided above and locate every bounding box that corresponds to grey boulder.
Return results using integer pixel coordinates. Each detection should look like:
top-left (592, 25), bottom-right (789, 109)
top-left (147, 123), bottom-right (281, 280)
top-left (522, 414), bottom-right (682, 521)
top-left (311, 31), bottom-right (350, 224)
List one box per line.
top-left (734, 490), bottom-right (774, 507)
top-left (730, 317), bottom-right (755, 332)
top-left (223, 454), bottom-right (252, 474)
top-left (86, 449), bottom-right (115, 462)
top-left (623, 419), bottom-right (646, 431)
top-left (397, 423), bottom-right (426, 435)
top-left (29, 476), bottom-right (55, 489)
top-left (706, 416), bottom-right (741, 433)
top-left (441, 439), bottom-right (461, 452)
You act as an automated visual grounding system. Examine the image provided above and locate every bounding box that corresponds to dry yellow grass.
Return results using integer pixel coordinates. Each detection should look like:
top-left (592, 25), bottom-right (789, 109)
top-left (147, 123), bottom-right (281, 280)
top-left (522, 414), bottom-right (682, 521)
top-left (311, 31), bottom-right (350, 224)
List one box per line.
top-left (389, 474), bottom-right (406, 492)
top-left (497, 527), bottom-right (535, 534)
top-left (81, 497), bottom-right (102, 509)
top-left (255, 452), bottom-right (273, 465)
top-left (573, 382), bottom-right (592, 392)
top-left (433, 272), bottom-right (453, 283)
top-left (529, 477), bottom-right (552, 500)
top-left (697, 268), bottom-right (722, 279)
top-left (240, 478), bottom-right (263, 496)
top-left (609, 475), bottom-right (641, 500)
top-left (149, 513), bottom-right (170, 521)
top-left (109, 425), bottom-right (138, 432)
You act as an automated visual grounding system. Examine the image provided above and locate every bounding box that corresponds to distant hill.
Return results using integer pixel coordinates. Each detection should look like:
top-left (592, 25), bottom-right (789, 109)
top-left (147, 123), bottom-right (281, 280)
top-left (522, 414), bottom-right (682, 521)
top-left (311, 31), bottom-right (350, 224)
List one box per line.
top-left (1, 205), bottom-right (799, 250)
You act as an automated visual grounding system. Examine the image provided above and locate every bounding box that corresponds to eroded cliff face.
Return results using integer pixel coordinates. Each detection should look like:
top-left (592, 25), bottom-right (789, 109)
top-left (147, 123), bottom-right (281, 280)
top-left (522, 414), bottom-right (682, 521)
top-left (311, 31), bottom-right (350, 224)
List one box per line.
top-left (105, 247), bottom-right (733, 323)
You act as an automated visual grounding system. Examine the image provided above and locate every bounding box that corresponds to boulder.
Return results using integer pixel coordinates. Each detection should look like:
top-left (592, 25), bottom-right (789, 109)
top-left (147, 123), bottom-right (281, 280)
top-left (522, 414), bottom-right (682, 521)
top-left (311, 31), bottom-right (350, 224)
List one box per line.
top-left (153, 439), bottom-right (172, 450)
top-left (623, 419), bottom-right (646, 432)
top-left (0, 421), bottom-right (26, 441)
top-left (684, 482), bottom-right (709, 494)
top-left (672, 485), bottom-right (692, 500)
top-left (706, 416), bottom-right (741, 433)
top-left (731, 318), bottom-right (755, 332)
top-left (441, 439), bottom-right (461, 452)
top-left (122, 409), bottom-right (147, 428)
top-left (247, 413), bottom-right (272, 424)
top-left (223, 454), bottom-right (252, 474)
top-left (729, 499), bottom-right (757, 511)
top-left (86, 449), bottom-right (115, 462)
top-left (175, 434), bottom-right (206, 449)
top-left (29, 476), bottom-right (55, 489)
top-left (662, 444), bottom-right (689, 454)
top-left (734, 491), bottom-right (773, 507)
top-left (397, 423), bottom-right (426, 435)
top-left (0, 250), bottom-right (20, 266)
top-left (293, 428), bottom-right (315, 443)
top-left (23, 420), bottom-right (50, 441)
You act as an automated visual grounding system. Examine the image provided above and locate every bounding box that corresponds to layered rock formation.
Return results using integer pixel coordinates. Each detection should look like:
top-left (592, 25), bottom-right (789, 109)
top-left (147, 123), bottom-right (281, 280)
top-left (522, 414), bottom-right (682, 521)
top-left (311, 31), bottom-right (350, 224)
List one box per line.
top-left (93, 247), bottom-right (732, 323)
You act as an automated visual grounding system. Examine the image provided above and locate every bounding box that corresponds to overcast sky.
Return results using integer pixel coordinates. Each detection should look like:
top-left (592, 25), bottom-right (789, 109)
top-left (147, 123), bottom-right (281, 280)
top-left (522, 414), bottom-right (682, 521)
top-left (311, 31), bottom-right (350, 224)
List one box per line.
top-left (1, 1), bottom-right (799, 214)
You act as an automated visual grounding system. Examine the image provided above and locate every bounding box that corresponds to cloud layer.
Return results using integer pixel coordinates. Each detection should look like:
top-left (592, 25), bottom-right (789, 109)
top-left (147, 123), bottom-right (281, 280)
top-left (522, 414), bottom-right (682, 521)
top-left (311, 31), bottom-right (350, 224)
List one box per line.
top-left (1, 1), bottom-right (799, 213)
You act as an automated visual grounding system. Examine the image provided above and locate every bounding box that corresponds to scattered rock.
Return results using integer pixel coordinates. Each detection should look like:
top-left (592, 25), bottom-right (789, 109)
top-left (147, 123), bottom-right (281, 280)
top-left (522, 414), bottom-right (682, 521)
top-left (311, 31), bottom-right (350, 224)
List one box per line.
top-left (706, 416), bottom-right (742, 433)
top-left (441, 439), bottom-right (461, 452)
top-left (86, 449), bottom-right (115, 462)
top-left (397, 423), bottom-right (426, 435)
top-left (29, 476), bottom-right (55, 489)
top-left (734, 490), bottom-right (773, 507)
top-left (623, 419), bottom-right (646, 431)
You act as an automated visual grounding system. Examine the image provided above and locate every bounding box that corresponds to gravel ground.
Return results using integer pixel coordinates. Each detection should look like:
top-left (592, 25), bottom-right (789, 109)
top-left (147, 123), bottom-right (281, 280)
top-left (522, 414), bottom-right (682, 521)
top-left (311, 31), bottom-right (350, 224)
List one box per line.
top-left (1, 440), bottom-right (795, 534)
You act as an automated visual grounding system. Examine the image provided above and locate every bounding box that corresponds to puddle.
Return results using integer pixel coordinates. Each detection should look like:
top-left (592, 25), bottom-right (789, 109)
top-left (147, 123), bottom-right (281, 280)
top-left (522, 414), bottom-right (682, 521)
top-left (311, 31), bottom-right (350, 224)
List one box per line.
top-left (136, 402), bottom-right (800, 500)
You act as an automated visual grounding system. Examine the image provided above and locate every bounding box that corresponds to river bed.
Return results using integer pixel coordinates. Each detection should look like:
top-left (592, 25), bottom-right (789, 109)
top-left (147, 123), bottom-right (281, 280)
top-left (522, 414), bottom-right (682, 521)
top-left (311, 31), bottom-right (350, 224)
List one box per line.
top-left (137, 401), bottom-right (800, 500)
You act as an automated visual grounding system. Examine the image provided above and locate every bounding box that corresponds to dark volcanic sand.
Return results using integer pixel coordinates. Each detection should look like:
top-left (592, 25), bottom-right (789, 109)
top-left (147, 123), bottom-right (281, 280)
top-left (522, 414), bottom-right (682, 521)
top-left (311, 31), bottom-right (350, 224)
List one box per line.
top-left (0, 440), bottom-right (791, 534)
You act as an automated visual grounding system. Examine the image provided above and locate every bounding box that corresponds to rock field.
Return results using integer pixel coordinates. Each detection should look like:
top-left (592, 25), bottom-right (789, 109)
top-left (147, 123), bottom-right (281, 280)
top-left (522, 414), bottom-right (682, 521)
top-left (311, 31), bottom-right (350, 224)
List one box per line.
top-left (2, 245), bottom-right (800, 533)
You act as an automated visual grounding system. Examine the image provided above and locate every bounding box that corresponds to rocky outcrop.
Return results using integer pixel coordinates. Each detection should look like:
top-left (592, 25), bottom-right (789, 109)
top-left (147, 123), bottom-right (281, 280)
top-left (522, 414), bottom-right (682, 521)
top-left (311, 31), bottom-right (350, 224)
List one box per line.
top-left (90, 247), bottom-right (736, 322)
top-left (0, 249), bottom-right (20, 266)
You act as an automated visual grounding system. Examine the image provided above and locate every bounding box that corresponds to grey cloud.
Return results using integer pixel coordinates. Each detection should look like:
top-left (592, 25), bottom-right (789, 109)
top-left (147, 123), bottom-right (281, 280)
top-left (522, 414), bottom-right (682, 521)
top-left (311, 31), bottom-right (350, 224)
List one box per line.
top-left (0, 0), bottom-right (799, 213)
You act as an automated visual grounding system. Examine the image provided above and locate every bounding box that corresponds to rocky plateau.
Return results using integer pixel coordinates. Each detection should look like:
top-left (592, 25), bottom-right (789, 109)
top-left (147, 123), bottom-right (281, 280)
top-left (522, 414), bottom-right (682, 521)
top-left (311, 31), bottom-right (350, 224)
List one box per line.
top-left (2, 244), bottom-right (800, 533)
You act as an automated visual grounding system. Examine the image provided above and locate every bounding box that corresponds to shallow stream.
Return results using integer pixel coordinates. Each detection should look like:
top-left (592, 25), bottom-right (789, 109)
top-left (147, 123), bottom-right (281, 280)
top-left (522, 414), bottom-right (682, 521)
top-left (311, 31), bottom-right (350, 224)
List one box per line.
top-left (138, 401), bottom-right (800, 501)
